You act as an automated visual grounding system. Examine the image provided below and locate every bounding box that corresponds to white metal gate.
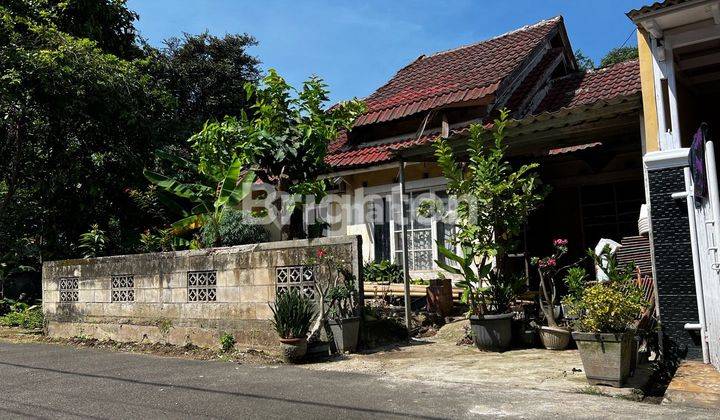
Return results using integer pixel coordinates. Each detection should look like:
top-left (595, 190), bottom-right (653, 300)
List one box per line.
top-left (689, 140), bottom-right (720, 370)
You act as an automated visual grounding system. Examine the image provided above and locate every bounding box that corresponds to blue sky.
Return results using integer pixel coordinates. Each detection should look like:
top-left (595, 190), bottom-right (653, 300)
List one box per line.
top-left (127, 0), bottom-right (650, 103)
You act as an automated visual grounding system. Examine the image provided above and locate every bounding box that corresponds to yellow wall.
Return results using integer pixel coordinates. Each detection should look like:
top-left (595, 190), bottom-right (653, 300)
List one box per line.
top-left (344, 162), bottom-right (444, 191)
top-left (637, 29), bottom-right (660, 153)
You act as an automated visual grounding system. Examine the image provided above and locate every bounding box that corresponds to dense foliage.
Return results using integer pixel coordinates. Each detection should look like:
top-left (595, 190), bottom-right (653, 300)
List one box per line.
top-left (200, 209), bottom-right (270, 247)
top-left (0, 0), bottom-right (261, 293)
top-left (599, 47), bottom-right (638, 67)
top-left (363, 260), bottom-right (403, 284)
top-left (573, 246), bottom-right (647, 333)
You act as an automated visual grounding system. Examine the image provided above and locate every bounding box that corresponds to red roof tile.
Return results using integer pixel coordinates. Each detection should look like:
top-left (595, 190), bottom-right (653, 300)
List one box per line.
top-left (626, 0), bottom-right (690, 20)
top-left (354, 17), bottom-right (563, 127)
top-left (534, 59), bottom-right (641, 114)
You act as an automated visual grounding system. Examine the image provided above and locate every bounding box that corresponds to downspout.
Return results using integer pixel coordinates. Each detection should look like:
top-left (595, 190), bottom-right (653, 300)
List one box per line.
top-left (398, 158), bottom-right (412, 331)
top-left (681, 167), bottom-right (710, 363)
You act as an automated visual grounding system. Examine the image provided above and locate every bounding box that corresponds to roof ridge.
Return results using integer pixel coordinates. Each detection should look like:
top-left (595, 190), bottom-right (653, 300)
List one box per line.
top-left (425, 16), bottom-right (563, 59)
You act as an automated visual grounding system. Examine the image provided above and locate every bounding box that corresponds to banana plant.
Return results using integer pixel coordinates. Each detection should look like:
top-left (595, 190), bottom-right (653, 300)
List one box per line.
top-left (143, 156), bottom-right (256, 246)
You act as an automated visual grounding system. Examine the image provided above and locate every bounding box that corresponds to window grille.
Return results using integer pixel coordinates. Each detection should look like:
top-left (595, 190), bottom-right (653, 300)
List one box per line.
top-left (59, 277), bottom-right (79, 302)
top-left (187, 271), bottom-right (217, 302)
top-left (275, 266), bottom-right (315, 300)
top-left (111, 275), bottom-right (135, 302)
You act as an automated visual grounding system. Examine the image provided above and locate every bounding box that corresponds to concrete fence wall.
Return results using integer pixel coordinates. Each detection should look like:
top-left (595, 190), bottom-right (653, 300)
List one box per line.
top-left (42, 236), bottom-right (362, 349)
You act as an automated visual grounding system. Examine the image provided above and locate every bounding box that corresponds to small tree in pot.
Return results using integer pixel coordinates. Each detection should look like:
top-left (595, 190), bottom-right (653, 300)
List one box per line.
top-left (270, 288), bottom-right (316, 363)
top-left (306, 247), bottom-right (361, 353)
top-left (532, 238), bottom-right (577, 350)
top-left (433, 110), bottom-right (545, 352)
top-left (571, 246), bottom-right (647, 387)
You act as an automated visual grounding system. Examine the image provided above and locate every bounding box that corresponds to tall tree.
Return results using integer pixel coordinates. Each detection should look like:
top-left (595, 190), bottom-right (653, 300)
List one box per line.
top-left (160, 32), bottom-right (261, 140)
top-left (574, 49), bottom-right (595, 71)
top-left (599, 46), bottom-right (638, 67)
top-left (0, 0), bottom-right (174, 273)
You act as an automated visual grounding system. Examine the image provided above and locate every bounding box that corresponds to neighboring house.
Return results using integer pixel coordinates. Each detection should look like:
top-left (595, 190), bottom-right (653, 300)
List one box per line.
top-left (318, 16), bottom-right (645, 281)
top-left (629, 0), bottom-right (720, 368)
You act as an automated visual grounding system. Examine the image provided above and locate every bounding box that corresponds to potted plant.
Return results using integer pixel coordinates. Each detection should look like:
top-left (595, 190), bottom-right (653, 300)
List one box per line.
top-left (437, 246), bottom-right (525, 351)
top-left (270, 288), bottom-right (315, 363)
top-left (571, 247), bottom-right (647, 387)
top-left (432, 110), bottom-right (547, 352)
top-left (364, 260), bottom-right (402, 285)
top-left (532, 239), bottom-right (577, 350)
top-left (327, 273), bottom-right (360, 353)
top-left (307, 248), bottom-right (361, 353)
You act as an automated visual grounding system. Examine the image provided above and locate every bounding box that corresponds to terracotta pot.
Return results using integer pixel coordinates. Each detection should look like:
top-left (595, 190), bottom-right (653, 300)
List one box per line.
top-left (572, 331), bottom-right (634, 387)
top-left (539, 326), bottom-right (571, 350)
top-left (279, 337), bottom-right (307, 363)
top-left (469, 313), bottom-right (514, 352)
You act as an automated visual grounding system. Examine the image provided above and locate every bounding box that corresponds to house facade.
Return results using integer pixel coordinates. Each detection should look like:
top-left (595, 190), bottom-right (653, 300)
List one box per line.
top-left (629, 0), bottom-right (720, 369)
top-left (316, 17), bottom-right (645, 281)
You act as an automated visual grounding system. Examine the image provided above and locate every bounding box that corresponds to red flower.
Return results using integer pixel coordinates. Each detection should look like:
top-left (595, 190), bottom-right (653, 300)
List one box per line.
top-left (546, 258), bottom-right (557, 267)
top-left (316, 248), bottom-right (327, 258)
top-left (553, 238), bottom-right (568, 247)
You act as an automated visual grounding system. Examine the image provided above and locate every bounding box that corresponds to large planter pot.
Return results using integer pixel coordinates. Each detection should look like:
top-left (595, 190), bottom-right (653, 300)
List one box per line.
top-left (572, 331), bottom-right (634, 387)
top-left (469, 313), bottom-right (514, 352)
top-left (279, 337), bottom-right (308, 363)
top-left (328, 317), bottom-right (361, 353)
top-left (539, 326), bottom-right (571, 350)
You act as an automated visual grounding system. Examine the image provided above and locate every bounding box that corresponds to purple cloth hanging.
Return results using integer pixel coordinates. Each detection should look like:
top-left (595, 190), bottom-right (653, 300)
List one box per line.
top-left (689, 123), bottom-right (709, 205)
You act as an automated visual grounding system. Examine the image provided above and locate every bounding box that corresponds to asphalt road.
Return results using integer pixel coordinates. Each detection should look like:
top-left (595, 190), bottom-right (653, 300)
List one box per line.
top-left (0, 342), bottom-right (715, 419)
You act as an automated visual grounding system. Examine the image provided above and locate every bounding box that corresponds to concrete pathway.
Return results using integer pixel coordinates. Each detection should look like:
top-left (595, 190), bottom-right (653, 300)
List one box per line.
top-left (0, 342), bottom-right (716, 419)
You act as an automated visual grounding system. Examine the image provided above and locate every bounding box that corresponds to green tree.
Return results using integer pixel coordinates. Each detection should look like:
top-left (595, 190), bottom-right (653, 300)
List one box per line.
top-left (433, 110), bottom-right (547, 315)
top-left (574, 49), bottom-right (595, 71)
top-left (190, 69), bottom-right (366, 239)
top-left (599, 46), bottom-right (638, 67)
top-left (159, 32), bottom-right (261, 140)
top-left (0, 0), bottom-right (175, 275)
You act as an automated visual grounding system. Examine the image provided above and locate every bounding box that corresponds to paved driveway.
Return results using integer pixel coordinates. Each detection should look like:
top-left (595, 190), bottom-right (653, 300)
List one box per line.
top-left (0, 342), bottom-right (715, 419)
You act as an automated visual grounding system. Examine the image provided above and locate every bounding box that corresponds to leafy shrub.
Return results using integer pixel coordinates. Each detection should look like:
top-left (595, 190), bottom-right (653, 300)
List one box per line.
top-left (574, 282), bottom-right (646, 333)
top-left (573, 247), bottom-right (646, 333)
top-left (139, 228), bottom-right (175, 253)
top-left (0, 305), bottom-right (43, 329)
top-left (269, 289), bottom-right (315, 339)
top-left (364, 260), bottom-right (402, 284)
top-left (219, 332), bottom-right (236, 353)
top-left (200, 209), bottom-right (270, 247)
top-left (78, 224), bottom-right (108, 258)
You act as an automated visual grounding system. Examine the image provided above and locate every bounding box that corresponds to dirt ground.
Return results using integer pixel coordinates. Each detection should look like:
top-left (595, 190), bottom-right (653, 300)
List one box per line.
top-left (302, 320), bottom-right (651, 400)
top-left (0, 326), bottom-right (280, 365)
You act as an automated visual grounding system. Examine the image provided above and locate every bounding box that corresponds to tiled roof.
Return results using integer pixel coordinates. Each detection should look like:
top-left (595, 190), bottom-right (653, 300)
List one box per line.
top-left (626, 0), bottom-right (690, 20)
top-left (534, 59), bottom-right (641, 114)
top-left (354, 17), bottom-right (563, 127)
top-left (325, 131), bottom-right (437, 169)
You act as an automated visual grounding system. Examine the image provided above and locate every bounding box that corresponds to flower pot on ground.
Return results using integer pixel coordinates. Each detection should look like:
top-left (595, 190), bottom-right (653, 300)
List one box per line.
top-left (308, 247), bottom-right (361, 354)
top-left (572, 331), bottom-right (634, 387)
top-left (539, 326), bottom-right (571, 350)
top-left (270, 289), bottom-right (315, 363)
top-left (532, 239), bottom-right (583, 350)
top-left (470, 312), bottom-right (514, 351)
top-left (436, 248), bottom-right (525, 352)
top-left (328, 316), bottom-right (361, 353)
top-left (570, 246), bottom-right (647, 387)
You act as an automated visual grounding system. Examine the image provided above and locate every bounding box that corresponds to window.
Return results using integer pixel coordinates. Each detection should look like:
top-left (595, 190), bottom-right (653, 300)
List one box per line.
top-left (59, 277), bottom-right (79, 302)
top-left (187, 271), bottom-right (217, 302)
top-left (111, 275), bottom-right (135, 302)
top-left (391, 190), bottom-right (434, 271)
top-left (580, 181), bottom-right (644, 247)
